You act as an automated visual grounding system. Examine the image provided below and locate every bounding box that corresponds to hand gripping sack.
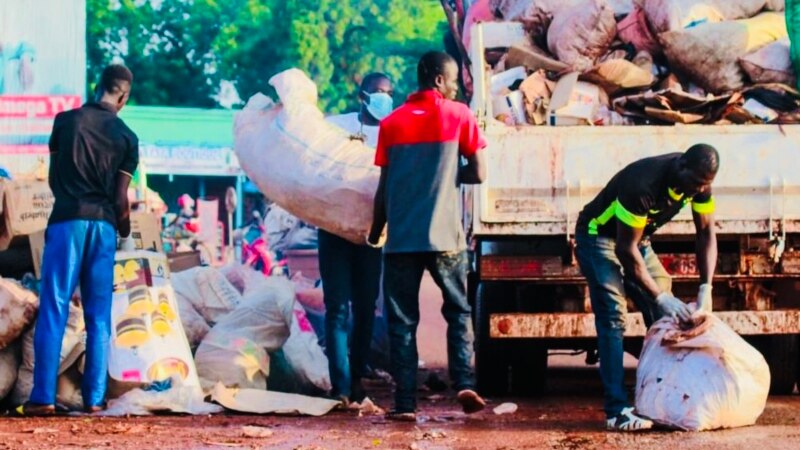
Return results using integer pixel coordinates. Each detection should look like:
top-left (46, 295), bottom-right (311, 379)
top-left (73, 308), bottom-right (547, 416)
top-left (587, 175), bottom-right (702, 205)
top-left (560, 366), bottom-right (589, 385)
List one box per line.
top-left (635, 313), bottom-right (770, 431)
top-left (234, 69), bottom-right (379, 245)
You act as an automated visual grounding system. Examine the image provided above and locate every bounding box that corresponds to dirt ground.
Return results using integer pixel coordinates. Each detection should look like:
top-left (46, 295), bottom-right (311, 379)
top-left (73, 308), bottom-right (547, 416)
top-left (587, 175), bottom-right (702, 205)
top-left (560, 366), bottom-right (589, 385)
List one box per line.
top-left (1, 275), bottom-right (798, 450)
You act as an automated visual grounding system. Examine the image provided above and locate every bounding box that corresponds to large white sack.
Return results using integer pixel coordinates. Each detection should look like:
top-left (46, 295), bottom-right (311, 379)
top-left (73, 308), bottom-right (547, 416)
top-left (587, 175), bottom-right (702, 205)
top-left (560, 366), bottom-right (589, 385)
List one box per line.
top-left (547, 0), bottom-right (617, 72)
top-left (11, 359), bottom-right (85, 408)
top-left (171, 267), bottom-right (242, 325)
top-left (740, 38), bottom-right (797, 85)
top-left (0, 343), bottom-right (19, 400)
top-left (644, 0), bottom-right (768, 33)
top-left (174, 293), bottom-right (210, 350)
top-left (281, 303), bottom-right (331, 392)
top-left (635, 313), bottom-right (770, 431)
top-left (0, 278), bottom-right (38, 349)
top-left (661, 12), bottom-right (788, 93)
top-left (22, 302), bottom-right (86, 374)
top-left (489, 0), bottom-right (572, 39)
top-left (234, 69), bottom-right (378, 245)
top-left (194, 276), bottom-right (295, 391)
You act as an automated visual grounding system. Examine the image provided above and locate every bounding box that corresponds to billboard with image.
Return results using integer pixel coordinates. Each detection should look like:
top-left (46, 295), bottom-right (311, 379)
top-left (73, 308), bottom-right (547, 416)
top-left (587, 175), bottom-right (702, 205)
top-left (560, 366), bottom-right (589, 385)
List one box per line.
top-left (0, 0), bottom-right (86, 176)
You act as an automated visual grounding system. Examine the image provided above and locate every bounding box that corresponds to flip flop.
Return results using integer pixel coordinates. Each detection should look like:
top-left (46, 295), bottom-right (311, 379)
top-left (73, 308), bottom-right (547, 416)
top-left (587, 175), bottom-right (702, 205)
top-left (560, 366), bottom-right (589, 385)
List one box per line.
top-left (12, 402), bottom-right (70, 417)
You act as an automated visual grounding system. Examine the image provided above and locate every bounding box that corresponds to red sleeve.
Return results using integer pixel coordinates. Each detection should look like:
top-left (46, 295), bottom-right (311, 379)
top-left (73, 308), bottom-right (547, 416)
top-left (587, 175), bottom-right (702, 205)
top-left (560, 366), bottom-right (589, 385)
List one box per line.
top-left (375, 124), bottom-right (390, 167)
top-left (459, 108), bottom-right (487, 158)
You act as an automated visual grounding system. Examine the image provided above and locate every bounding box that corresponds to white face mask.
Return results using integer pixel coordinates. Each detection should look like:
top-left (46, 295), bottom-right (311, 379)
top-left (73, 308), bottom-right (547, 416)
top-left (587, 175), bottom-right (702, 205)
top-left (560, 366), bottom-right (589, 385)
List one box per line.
top-left (363, 91), bottom-right (394, 121)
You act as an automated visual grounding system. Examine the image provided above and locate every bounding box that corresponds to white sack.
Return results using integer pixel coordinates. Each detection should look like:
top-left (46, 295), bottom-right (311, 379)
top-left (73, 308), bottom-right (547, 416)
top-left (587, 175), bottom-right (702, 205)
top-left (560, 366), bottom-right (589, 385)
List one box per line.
top-left (635, 313), bottom-right (770, 431)
top-left (194, 276), bottom-right (295, 391)
top-left (171, 267), bottom-right (242, 325)
top-left (11, 359), bottom-right (85, 408)
top-left (174, 293), bottom-right (210, 350)
top-left (547, 0), bottom-right (617, 72)
top-left (22, 302), bottom-right (86, 373)
top-left (0, 278), bottom-right (38, 349)
top-left (644, 0), bottom-right (768, 33)
top-left (740, 38), bottom-right (797, 85)
top-left (234, 69), bottom-right (379, 245)
top-left (281, 303), bottom-right (331, 392)
top-left (660, 12), bottom-right (788, 93)
top-left (0, 343), bottom-right (18, 400)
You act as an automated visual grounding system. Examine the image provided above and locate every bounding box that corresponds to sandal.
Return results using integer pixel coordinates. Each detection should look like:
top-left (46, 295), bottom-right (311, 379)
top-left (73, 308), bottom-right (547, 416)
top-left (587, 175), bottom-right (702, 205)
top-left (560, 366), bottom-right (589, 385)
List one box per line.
top-left (13, 402), bottom-right (70, 417)
top-left (606, 407), bottom-right (654, 432)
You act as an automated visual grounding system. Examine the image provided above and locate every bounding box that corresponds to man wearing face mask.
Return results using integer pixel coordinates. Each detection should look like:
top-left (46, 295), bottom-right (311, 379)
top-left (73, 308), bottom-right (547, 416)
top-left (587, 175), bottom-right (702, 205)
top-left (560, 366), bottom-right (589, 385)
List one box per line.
top-left (320, 73), bottom-right (394, 404)
top-left (574, 144), bottom-right (719, 431)
top-left (18, 65), bottom-right (138, 416)
top-left (367, 51), bottom-right (487, 421)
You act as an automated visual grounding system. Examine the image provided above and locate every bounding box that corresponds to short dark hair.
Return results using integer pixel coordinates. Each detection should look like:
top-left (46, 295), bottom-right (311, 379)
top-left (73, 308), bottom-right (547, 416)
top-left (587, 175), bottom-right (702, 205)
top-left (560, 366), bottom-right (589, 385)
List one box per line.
top-left (360, 73), bottom-right (390, 93)
top-left (97, 64), bottom-right (133, 96)
top-left (683, 143), bottom-right (720, 175)
top-left (417, 51), bottom-right (456, 88)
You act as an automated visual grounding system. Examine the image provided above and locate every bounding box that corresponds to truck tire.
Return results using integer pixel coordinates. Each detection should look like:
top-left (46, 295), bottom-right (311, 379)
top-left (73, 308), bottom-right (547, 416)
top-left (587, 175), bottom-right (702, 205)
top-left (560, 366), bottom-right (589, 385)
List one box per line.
top-left (474, 282), bottom-right (510, 396)
top-left (509, 341), bottom-right (548, 397)
top-left (756, 335), bottom-right (799, 395)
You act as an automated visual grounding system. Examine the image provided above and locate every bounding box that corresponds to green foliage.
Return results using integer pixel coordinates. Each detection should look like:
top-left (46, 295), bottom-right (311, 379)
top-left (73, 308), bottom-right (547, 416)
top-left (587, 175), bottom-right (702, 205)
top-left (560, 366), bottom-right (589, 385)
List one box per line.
top-left (87, 0), bottom-right (447, 112)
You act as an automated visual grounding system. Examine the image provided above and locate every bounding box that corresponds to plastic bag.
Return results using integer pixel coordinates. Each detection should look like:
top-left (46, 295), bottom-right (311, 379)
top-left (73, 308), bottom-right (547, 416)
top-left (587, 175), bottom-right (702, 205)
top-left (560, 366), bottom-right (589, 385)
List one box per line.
top-left (280, 303), bottom-right (331, 392)
top-left (174, 293), bottom-right (210, 350)
top-left (171, 267), bottom-right (242, 325)
top-left (661, 12), bottom-right (788, 93)
top-left (635, 313), bottom-right (770, 431)
top-left (0, 278), bottom-right (38, 349)
top-left (547, 0), bottom-right (617, 72)
top-left (740, 38), bottom-right (797, 85)
top-left (194, 276), bottom-right (295, 391)
top-left (234, 70), bottom-right (379, 245)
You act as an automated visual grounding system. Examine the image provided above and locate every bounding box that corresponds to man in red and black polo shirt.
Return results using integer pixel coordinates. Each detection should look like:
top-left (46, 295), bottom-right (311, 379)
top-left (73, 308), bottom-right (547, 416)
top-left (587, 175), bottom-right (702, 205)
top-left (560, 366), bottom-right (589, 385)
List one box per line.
top-left (367, 51), bottom-right (487, 421)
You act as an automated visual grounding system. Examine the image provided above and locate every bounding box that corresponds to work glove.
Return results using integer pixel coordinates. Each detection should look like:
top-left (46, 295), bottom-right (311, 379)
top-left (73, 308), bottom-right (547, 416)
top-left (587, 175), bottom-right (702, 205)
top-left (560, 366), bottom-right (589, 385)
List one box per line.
top-left (696, 283), bottom-right (713, 313)
top-left (655, 292), bottom-right (692, 323)
top-left (118, 235), bottom-right (136, 252)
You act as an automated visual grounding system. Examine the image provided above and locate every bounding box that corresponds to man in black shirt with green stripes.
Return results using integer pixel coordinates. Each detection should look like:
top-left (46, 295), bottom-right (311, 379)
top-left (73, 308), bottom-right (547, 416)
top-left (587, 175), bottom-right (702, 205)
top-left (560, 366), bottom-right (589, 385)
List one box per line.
top-left (574, 144), bottom-right (719, 431)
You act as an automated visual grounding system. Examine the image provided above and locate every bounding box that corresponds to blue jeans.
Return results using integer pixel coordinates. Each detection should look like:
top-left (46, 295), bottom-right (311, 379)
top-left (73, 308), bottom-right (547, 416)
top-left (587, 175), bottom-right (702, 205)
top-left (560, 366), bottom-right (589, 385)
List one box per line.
top-left (31, 220), bottom-right (116, 408)
top-left (384, 250), bottom-right (475, 413)
top-left (574, 233), bottom-right (670, 418)
top-left (318, 229), bottom-right (382, 398)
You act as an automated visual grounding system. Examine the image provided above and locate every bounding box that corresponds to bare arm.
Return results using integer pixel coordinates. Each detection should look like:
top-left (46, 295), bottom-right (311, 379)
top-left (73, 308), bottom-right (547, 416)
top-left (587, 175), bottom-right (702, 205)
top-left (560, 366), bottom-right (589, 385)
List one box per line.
top-left (693, 210), bottom-right (717, 284)
top-left (115, 173), bottom-right (133, 238)
top-left (367, 167), bottom-right (388, 244)
top-left (458, 150), bottom-right (487, 185)
top-left (615, 224), bottom-right (664, 300)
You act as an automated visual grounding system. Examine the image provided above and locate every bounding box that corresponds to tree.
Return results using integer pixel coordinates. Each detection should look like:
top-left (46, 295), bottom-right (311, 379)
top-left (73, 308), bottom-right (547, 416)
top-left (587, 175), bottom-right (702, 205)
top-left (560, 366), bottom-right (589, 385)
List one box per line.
top-left (87, 0), bottom-right (447, 112)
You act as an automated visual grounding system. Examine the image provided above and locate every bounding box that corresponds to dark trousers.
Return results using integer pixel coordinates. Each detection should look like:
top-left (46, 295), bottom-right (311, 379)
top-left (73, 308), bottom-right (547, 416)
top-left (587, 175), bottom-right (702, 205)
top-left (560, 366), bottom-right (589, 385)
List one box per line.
top-left (575, 233), bottom-right (670, 418)
top-left (383, 250), bottom-right (475, 413)
top-left (318, 229), bottom-right (382, 398)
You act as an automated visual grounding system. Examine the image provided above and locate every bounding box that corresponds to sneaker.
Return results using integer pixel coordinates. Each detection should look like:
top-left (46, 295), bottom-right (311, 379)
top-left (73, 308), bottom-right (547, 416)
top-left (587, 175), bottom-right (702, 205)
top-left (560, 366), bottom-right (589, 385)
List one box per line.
top-left (606, 407), bottom-right (654, 432)
top-left (386, 410), bottom-right (417, 422)
top-left (456, 389), bottom-right (486, 414)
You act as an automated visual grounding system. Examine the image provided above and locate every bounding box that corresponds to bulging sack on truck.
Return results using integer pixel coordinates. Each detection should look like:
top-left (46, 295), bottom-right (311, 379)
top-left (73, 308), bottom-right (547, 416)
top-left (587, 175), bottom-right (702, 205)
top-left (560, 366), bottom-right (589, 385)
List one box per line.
top-left (617, 7), bottom-right (662, 54)
top-left (643, 0), bottom-right (766, 33)
top-left (107, 251), bottom-right (201, 389)
top-left (234, 69), bottom-right (378, 245)
top-left (661, 12), bottom-right (788, 93)
top-left (635, 313), bottom-right (770, 431)
top-left (171, 267), bottom-right (242, 325)
top-left (0, 278), bottom-right (38, 349)
top-left (740, 38), bottom-right (797, 85)
top-left (194, 276), bottom-right (295, 391)
top-left (547, 0), bottom-right (617, 72)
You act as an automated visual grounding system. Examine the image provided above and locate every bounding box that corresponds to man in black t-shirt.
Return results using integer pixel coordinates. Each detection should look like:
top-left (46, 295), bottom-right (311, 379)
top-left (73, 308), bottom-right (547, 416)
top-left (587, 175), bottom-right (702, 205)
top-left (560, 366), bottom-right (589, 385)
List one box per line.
top-left (574, 144), bottom-right (719, 431)
top-left (20, 65), bottom-right (138, 416)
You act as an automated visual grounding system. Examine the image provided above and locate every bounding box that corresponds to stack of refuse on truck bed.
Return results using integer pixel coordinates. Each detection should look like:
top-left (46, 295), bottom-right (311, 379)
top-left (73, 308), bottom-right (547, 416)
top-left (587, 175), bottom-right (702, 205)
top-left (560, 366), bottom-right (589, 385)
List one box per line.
top-left (471, 0), bottom-right (800, 126)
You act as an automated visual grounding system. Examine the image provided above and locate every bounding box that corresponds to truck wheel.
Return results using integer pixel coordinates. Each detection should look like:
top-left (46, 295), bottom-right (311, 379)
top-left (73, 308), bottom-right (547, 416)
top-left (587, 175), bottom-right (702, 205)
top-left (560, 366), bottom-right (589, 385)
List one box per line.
top-left (759, 335), bottom-right (799, 395)
top-left (510, 341), bottom-right (548, 397)
top-left (475, 282), bottom-right (510, 396)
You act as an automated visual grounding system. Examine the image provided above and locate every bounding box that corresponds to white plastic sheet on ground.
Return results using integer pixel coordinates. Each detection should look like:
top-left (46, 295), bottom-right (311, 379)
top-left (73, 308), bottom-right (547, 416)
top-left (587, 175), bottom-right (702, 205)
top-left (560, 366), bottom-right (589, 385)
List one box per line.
top-left (635, 312), bottom-right (770, 431)
top-left (100, 377), bottom-right (223, 416)
top-left (234, 69), bottom-right (379, 244)
top-left (211, 382), bottom-right (339, 416)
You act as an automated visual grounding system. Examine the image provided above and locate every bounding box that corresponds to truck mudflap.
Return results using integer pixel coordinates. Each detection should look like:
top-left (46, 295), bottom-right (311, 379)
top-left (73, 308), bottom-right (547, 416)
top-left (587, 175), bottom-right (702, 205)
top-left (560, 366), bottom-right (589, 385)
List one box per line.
top-left (489, 311), bottom-right (800, 338)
